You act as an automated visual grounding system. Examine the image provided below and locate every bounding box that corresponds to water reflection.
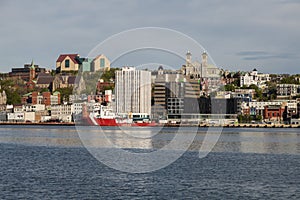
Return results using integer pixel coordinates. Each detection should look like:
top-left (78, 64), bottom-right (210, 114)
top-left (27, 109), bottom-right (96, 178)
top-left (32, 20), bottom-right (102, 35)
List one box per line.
top-left (0, 126), bottom-right (81, 147)
top-left (0, 126), bottom-right (299, 155)
top-left (178, 130), bottom-right (299, 155)
top-left (79, 129), bottom-right (154, 149)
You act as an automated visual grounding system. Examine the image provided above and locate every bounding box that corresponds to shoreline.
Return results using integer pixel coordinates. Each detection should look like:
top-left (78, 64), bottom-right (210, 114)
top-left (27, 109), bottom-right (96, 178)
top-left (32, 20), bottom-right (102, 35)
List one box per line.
top-left (0, 122), bottom-right (299, 128)
top-left (0, 122), bottom-right (75, 126)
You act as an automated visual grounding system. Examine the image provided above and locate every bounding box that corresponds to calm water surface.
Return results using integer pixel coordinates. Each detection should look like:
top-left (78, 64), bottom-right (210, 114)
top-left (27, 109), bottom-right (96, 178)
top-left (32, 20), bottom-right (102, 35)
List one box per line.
top-left (0, 125), bottom-right (299, 199)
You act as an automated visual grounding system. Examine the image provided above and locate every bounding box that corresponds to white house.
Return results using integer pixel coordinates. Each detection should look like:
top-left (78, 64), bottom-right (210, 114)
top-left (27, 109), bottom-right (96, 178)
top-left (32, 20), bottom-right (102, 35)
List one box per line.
top-left (240, 69), bottom-right (270, 87)
top-left (51, 103), bottom-right (74, 122)
top-left (7, 112), bottom-right (25, 122)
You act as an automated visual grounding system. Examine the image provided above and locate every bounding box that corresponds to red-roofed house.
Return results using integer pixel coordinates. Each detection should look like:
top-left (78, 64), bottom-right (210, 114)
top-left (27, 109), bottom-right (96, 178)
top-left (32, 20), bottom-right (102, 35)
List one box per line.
top-left (56, 54), bottom-right (80, 72)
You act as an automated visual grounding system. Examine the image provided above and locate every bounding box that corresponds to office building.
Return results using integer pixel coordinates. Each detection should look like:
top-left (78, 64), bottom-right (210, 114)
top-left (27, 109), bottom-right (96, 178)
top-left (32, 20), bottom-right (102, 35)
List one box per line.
top-left (115, 67), bottom-right (151, 114)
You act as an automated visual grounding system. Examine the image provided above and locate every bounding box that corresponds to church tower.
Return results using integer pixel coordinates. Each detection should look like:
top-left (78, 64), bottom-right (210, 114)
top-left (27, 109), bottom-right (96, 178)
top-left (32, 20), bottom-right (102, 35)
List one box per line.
top-left (29, 60), bottom-right (35, 81)
top-left (201, 52), bottom-right (208, 66)
top-left (184, 51), bottom-right (192, 75)
top-left (186, 51), bottom-right (192, 66)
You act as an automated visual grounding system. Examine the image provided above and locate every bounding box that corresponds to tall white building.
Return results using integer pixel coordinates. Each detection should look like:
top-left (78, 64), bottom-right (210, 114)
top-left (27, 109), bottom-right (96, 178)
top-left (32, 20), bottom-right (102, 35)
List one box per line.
top-left (115, 67), bottom-right (151, 114)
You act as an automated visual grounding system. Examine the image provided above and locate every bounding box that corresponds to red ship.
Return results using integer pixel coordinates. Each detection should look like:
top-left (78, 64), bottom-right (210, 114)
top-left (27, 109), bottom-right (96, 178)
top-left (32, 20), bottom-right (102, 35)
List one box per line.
top-left (83, 103), bottom-right (156, 127)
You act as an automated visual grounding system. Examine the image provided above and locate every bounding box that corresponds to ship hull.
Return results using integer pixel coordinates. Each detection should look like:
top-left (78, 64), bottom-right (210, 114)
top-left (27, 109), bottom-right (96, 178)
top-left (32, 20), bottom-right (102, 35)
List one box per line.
top-left (95, 118), bottom-right (118, 126)
top-left (82, 117), bottom-right (156, 127)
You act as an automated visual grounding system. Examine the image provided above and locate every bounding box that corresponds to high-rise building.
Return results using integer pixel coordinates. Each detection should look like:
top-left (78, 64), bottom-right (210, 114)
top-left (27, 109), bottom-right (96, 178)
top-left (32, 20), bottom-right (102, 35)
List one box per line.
top-left (152, 66), bottom-right (184, 119)
top-left (152, 66), bottom-right (202, 120)
top-left (115, 67), bottom-right (151, 114)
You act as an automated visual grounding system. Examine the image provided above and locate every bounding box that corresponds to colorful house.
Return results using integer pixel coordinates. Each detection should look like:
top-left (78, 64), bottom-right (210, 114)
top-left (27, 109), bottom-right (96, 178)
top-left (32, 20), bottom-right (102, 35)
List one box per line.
top-left (56, 54), bottom-right (80, 72)
top-left (92, 54), bottom-right (110, 71)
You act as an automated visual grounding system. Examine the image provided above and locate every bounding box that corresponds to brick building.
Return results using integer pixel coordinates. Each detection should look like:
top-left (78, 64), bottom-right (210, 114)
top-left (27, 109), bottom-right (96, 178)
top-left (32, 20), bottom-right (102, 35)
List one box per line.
top-left (9, 61), bottom-right (46, 81)
top-left (22, 92), bottom-right (60, 106)
top-left (263, 105), bottom-right (285, 121)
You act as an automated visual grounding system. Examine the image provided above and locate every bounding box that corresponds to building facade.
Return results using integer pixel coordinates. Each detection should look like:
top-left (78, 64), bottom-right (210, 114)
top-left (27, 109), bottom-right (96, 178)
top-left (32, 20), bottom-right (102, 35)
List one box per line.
top-left (50, 103), bottom-right (74, 122)
top-left (277, 84), bottom-right (300, 98)
top-left (181, 51), bottom-right (221, 95)
top-left (22, 92), bottom-right (60, 106)
top-left (263, 105), bottom-right (285, 121)
top-left (115, 67), bottom-right (151, 114)
top-left (92, 54), bottom-right (110, 72)
top-left (56, 54), bottom-right (80, 72)
top-left (9, 61), bottom-right (46, 81)
top-left (240, 69), bottom-right (270, 88)
top-left (56, 54), bottom-right (111, 73)
top-left (152, 67), bottom-right (184, 119)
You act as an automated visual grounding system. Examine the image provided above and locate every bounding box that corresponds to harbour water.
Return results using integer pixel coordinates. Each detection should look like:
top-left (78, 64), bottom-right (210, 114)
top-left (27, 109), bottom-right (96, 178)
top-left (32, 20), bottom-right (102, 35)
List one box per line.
top-left (0, 126), bottom-right (299, 199)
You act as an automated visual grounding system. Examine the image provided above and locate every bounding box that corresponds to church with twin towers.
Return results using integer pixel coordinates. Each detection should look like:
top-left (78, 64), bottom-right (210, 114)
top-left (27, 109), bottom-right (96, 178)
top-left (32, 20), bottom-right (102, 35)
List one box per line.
top-left (181, 51), bottom-right (220, 80)
top-left (181, 51), bottom-right (221, 95)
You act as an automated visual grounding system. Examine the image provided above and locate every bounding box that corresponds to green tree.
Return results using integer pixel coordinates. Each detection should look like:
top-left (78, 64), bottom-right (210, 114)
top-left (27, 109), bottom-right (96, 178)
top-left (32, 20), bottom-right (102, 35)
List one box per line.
top-left (280, 76), bottom-right (299, 84)
top-left (54, 87), bottom-right (73, 103)
top-left (40, 88), bottom-right (50, 93)
top-left (0, 79), bottom-right (22, 105)
top-left (237, 114), bottom-right (251, 123)
top-left (100, 68), bottom-right (119, 82)
top-left (256, 115), bottom-right (262, 121)
top-left (266, 81), bottom-right (277, 100)
top-left (6, 90), bottom-right (21, 105)
top-left (232, 79), bottom-right (240, 87)
top-left (224, 84), bottom-right (235, 91)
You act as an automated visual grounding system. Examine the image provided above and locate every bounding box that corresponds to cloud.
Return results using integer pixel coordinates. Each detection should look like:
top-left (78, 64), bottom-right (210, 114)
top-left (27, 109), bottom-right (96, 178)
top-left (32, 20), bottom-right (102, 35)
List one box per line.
top-left (237, 51), bottom-right (299, 61)
top-left (236, 51), bottom-right (269, 56)
top-left (0, 0), bottom-right (299, 74)
top-left (278, 0), bottom-right (300, 4)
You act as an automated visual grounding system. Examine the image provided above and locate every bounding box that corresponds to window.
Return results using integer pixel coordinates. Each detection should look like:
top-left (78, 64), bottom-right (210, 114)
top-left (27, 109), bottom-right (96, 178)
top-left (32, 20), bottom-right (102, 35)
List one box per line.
top-left (100, 58), bottom-right (105, 68)
top-left (65, 59), bottom-right (70, 68)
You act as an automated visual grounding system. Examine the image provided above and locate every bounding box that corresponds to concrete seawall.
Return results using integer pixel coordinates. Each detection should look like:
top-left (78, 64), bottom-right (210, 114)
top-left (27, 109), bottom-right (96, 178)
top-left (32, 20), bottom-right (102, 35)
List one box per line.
top-left (0, 122), bottom-right (75, 126)
top-left (164, 123), bottom-right (300, 128)
top-left (0, 122), bottom-right (299, 128)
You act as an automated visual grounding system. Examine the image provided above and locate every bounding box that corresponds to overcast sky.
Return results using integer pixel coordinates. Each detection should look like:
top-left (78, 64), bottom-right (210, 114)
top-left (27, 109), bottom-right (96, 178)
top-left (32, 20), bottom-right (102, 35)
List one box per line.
top-left (0, 0), bottom-right (299, 74)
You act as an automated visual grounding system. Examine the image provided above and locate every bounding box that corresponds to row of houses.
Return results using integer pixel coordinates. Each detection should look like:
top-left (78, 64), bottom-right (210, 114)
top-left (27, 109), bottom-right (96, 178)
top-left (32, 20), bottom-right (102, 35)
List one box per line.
top-left (236, 70), bottom-right (300, 98)
top-left (8, 54), bottom-right (110, 79)
top-left (0, 89), bottom-right (114, 123)
top-left (56, 54), bottom-right (110, 73)
top-left (22, 91), bottom-right (60, 105)
top-left (0, 103), bottom-right (73, 123)
top-left (241, 100), bottom-right (299, 122)
top-left (0, 103), bottom-right (77, 123)
top-left (5, 53), bottom-right (111, 93)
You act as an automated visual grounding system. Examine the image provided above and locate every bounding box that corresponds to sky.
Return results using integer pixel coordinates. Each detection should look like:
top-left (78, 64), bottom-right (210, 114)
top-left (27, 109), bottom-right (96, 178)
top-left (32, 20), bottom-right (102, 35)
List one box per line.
top-left (0, 0), bottom-right (299, 74)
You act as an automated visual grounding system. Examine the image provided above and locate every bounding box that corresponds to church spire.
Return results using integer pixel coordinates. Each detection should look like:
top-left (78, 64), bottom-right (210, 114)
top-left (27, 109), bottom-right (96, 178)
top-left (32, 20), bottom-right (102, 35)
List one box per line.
top-left (29, 59), bottom-right (36, 81)
top-left (202, 52), bottom-right (208, 66)
top-left (30, 59), bottom-right (35, 69)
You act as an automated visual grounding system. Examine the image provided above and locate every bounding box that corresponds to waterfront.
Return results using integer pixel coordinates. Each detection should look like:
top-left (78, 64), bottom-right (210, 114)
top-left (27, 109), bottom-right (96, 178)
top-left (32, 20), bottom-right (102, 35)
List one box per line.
top-left (0, 126), bottom-right (299, 199)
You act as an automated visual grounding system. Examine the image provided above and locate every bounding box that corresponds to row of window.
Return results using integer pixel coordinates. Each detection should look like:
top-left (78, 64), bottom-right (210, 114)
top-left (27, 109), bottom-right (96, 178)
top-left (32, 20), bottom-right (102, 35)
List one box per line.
top-left (64, 58), bottom-right (105, 68)
top-left (266, 112), bottom-right (280, 117)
